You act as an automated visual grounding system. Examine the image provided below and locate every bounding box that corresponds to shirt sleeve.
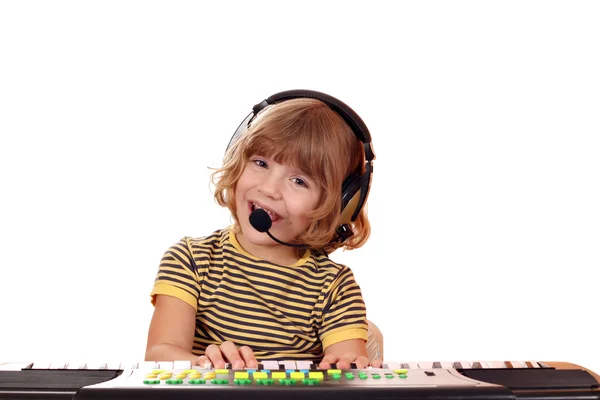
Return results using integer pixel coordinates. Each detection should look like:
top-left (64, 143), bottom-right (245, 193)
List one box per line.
top-left (150, 237), bottom-right (202, 311)
top-left (319, 267), bottom-right (368, 349)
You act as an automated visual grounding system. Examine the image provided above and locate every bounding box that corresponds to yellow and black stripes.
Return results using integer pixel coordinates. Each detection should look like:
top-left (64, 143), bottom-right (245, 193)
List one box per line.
top-left (150, 227), bottom-right (367, 360)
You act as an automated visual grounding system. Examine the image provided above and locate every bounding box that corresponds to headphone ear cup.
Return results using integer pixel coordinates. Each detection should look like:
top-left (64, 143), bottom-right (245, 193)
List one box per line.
top-left (339, 160), bottom-right (373, 226)
top-left (340, 175), bottom-right (362, 225)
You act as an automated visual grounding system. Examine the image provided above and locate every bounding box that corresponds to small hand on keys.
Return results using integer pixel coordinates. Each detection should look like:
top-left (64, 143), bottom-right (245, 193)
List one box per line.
top-left (195, 341), bottom-right (382, 370)
top-left (318, 354), bottom-right (383, 370)
top-left (196, 341), bottom-right (258, 369)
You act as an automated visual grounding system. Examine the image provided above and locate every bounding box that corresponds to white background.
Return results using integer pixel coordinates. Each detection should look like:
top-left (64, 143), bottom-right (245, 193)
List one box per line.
top-left (1, 1), bottom-right (598, 373)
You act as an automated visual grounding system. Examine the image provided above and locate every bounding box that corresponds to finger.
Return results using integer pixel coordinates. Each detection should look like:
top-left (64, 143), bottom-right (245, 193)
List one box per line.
top-left (318, 353), bottom-right (339, 370)
top-left (196, 355), bottom-right (211, 368)
top-left (220, 341), bottom-right (245, 369)
top-left (205, 344), bottom-right (227, 369)
top-left (335, 353), bottom-right (355, 370)
top-left (238, 345), bottom-right (258, 369)
top-left (371, 358), bottom-right (383, 368)
top-left (351, 355), bottom-right (370, 369)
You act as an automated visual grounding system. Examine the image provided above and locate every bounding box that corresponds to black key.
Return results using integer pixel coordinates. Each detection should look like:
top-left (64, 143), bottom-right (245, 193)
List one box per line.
top-left (472, 362), bottom-right (483, 369)
top-left (433, 362), bottom-right (442, 368)
top-left (256, 363), bottom-right (264, 370)
top-left (350, 363), bottom-right (358, 370)
top-left (453, 362), bottom-right (463, 369)
top-left (401, 363), bottom-right (410, 369)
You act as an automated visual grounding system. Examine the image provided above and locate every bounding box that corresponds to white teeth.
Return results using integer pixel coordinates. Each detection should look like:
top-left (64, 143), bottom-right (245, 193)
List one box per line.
top-left (253, 203), bottom-right (277, 217)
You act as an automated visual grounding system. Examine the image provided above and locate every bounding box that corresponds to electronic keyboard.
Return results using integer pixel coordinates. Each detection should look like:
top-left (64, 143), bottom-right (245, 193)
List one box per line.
top-left (1, 360), bottom-right (598, 400)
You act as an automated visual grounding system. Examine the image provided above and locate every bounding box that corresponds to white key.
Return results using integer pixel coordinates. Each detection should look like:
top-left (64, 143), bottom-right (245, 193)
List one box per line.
top-left (0, 362), bottom-right (33, 371)
top-left (67, 362), bottom-right (87, 370)
top-left (105, 361), bottom-right (122, 370)
top-left (488, 361), bottom-right (506, 369)
top-left (261, 360), bottom-right (280, 370)
top-left (383, 361), bottom-right (401, 370)
top-left (295, 361), bottom-right (313, 370)
top-left (439, 361), bottom-right (453, 369)
top-left (158, 361), bottom-right (174, 370)
top-left (31, 361), bottom-right (51, 369)
top-left (522, 361), bottom-right (540, 368)
top-left (85, 362), bottom-right (107, 370)
top-left (173, 360), bottom-right (192, 370)
top-left (407, 362), bottom-right (420, 369)
top-left (508, 361), bottom-right (524, 368)
top-left (49, 362), bottom-right (68, 369)
top-left (417, 361), bottom-right (434, 369)
top-left (118, 361), bottom-right (139, 370)
top-left (455, 361), bottom-right (472, 368)
top-left (279, 360), bottom-right (297, 370)
top-left (138, 361), bottom-right (158, 370)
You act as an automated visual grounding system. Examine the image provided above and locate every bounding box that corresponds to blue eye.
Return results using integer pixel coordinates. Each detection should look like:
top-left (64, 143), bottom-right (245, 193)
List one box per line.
top-left (253, 159), bottom-right (267, 168)
top-left (292, 177), bottom-right (308, 187)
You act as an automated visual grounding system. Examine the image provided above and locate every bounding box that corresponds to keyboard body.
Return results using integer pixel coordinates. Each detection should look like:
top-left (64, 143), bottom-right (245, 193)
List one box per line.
top-left (1, 360), bottom-right (598, 400)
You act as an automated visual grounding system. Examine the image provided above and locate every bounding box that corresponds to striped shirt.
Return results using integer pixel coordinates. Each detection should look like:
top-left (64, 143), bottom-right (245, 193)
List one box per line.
top-left (150, 227), bottom-right (368, 360)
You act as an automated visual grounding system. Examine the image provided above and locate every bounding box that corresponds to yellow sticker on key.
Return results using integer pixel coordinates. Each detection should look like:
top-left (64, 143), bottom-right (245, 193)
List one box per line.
top-left (290, 372), bottom-right (305, 380)
top-left (309, 372), bottom-right (324, 380)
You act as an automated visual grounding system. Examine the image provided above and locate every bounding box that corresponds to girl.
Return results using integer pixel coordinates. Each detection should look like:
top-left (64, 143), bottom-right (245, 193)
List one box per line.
top-left (145, 90), bottom-right (380, 370)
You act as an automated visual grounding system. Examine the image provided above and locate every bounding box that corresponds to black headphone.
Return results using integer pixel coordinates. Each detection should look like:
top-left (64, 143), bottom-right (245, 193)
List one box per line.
top-left (226, 89), bottom-right (375, 243)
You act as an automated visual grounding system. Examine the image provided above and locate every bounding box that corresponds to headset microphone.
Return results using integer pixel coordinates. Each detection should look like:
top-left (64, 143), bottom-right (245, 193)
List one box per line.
top-left (249, 209), bottom-right (305, 248)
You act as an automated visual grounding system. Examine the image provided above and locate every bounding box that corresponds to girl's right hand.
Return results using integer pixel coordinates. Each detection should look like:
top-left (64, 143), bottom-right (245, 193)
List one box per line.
top-left (196, 341), bottom-right (258, 369)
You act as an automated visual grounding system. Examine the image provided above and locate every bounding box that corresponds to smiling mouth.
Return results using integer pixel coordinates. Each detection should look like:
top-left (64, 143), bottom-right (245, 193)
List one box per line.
top-left (250, 202), bottom-right (282, 223)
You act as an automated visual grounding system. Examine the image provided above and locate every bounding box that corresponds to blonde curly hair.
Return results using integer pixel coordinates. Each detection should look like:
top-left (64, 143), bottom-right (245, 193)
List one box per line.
top-left (211, 98), bottom-right (371, 255)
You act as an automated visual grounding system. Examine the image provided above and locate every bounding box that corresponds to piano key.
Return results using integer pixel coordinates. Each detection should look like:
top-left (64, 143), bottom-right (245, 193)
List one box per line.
top-left (66, 361), bottom-right (88, 369)
top-left (172, 360), bottom-right (192, 370)
top-left (384, 361), bottom-right (401, 370)
top-left (105, 361), bottom-right (122, 370)
top-left (432, 362), bottom-right (442, 368)
top-left (138, 361), bottom-right (158, 370)
top-left (295, 360), bottom-right (313, 370)
top-left (261, 360), bottom-right (280, 370)
top-left (350, 363), bottom-right (358, 369)
top-left (471, 361), bottom-right (484, 369)
top-left (453, 362), bottom-right (464, 369)
top-left (524, 361), bottom-right (540, 368)
top-left (0, 362), bottom-right (33, 371)
top-left (158, 361), bottom-right (173, 370)
top-left (538, 361), bottom-right (551, 368)
top-left (279, 360), bottom-right (297, 370)
top-left (439, 362), bottom-right (454, 369)
top-left (456, 361), bottom-right (472, 369)
top-left (30, 361), bottom-right (52, 369)
top-left (400, 363), bottom-right (410, 369)
top-left (507, 361), bottom-right (523, 368)
top-left (488, 361), bottom-right (506, 369)
top-left (417, 362), bottom-right (434, 369)
top-left (86, 362), bottom-right (107, 370)
top-left (121, 361), bottom-right (139, 370)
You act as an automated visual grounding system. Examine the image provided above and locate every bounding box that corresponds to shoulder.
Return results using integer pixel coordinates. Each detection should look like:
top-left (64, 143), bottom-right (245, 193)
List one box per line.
top-left (309, 251), bottom-right (356, 281)
top-left (162, 227), bottom-right (230, 263)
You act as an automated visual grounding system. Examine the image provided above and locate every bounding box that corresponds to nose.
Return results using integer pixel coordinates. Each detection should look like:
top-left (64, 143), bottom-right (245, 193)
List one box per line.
top-left (257, 173), bottom-right (283, 200)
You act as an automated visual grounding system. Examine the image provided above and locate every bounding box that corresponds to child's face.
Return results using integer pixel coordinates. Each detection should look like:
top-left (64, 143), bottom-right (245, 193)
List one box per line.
top-left (235, 155), bottom-right (322, 248)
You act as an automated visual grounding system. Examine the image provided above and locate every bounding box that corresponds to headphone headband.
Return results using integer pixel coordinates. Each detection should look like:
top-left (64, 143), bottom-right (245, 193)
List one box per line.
top-left (252, 90), bottom-right (375, 161)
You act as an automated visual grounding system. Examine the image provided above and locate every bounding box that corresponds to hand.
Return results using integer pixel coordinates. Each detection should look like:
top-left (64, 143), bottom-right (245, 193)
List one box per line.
top-left (196, 341), bottom-right (258, 369)
top-left (319, 353), bottom-right (382, 370)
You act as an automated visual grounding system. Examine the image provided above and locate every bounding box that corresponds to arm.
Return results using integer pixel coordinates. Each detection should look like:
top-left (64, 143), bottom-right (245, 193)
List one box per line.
top-left (145, 294), bottom-right (199, 364)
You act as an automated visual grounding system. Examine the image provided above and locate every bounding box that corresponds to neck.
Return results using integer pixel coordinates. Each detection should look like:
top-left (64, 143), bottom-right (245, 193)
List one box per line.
top-left (235, 231), bottom-right (303, 266)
